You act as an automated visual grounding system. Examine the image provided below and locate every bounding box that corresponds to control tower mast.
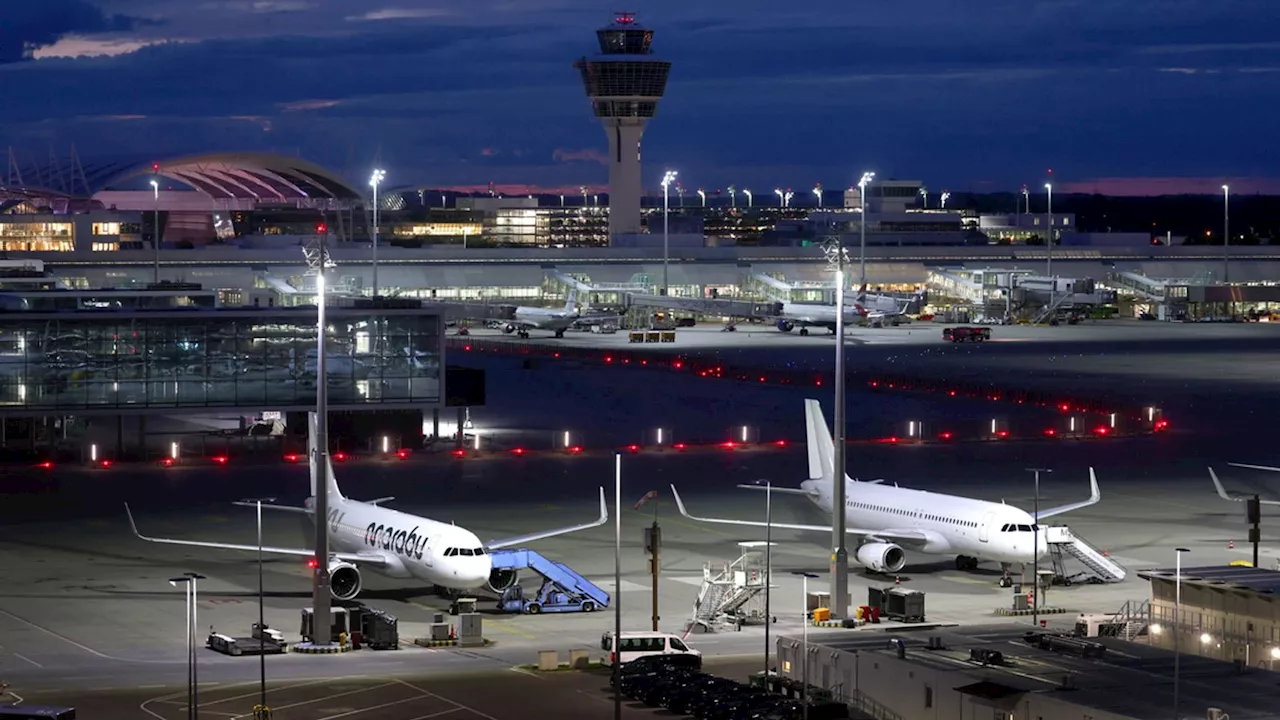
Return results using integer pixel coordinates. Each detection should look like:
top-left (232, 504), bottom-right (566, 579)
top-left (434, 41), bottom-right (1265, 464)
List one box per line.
top-left (574, 12), bottom-right (671, 242)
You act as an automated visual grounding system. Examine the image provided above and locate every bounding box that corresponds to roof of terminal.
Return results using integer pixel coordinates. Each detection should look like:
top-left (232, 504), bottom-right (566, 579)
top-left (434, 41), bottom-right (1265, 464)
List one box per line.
top-left (1139, 565), bottom-right (1280, 595)
top-left (793, 624), bottom-right (1280, 719)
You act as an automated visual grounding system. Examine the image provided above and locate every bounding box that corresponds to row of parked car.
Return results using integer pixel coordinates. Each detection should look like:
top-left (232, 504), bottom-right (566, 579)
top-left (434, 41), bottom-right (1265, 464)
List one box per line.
top-left (611, 654), bottom-right (850, 720)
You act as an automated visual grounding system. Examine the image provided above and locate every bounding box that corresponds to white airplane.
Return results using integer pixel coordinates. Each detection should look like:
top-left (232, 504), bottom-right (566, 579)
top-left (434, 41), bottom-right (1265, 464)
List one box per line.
top-left (1210, 464), bottom-right (1280, 505)
top-left (774, 302), bottom-right (864, 336)
top-left (849, 286), bottom-right (922, 327)
top-left (500, 291), bottom-right (580, 339)
top-left (672, 399), bottom-right (1101, 585)
top-left (125, 412), bottom-right (608, 599)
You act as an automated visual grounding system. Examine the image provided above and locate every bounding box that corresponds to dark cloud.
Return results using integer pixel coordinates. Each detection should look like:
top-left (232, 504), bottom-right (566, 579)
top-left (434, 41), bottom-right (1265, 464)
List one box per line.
top-left (0, 0), bottom-right (159, 64)
top-left (0, 0), bottom-right (1277, 191)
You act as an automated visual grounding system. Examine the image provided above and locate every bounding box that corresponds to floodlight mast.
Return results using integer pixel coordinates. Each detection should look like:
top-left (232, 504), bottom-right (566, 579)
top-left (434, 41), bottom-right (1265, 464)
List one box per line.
top-left (822, 230), bottom-right (850, 620)
top-left (302, 229), bottom-right (337, 648)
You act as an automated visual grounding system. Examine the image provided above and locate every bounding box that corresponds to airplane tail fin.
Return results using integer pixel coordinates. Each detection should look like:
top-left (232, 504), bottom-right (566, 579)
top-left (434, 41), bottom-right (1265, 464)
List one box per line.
top-left (804, 399), bottom-right (836, 482)
top-left (565, 290), bottom-right (578, 312)
top-left (308, 412), bottom-right (344, 501)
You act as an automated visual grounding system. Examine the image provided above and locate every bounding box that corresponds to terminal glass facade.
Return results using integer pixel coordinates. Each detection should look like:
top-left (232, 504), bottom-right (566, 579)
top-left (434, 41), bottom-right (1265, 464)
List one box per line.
top-left (0, 307), bottom-right (441, 412)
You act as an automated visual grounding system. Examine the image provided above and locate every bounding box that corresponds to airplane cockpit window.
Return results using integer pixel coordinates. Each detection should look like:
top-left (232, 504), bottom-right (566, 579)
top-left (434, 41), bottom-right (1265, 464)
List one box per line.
top-left (1001, 524), bottom-right (1012, 532)
top-left (460, 548), bottom-right (475, 556)
top-left (444, 548), bottom-right (455, 556)
top-left (473, 548), bottom-right (486, 555)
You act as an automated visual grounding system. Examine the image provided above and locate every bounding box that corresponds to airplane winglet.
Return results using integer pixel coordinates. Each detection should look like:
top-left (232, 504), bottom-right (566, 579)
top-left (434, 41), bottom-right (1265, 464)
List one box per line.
top-left (1228, 463), bottom-right (1280, 473)
top-left (670, 484), bottom-right (693, 520)
top-left (1036, 467), bottom-right (1102, 520)
top-left (1089, 467), bottom-right (1101, 503)
top-left (599, 486), bottom-right (609, 524)
top-left (1209, 467), bottom-right (1241, 502)
top-left (123, 502), bottom-right (143, 539)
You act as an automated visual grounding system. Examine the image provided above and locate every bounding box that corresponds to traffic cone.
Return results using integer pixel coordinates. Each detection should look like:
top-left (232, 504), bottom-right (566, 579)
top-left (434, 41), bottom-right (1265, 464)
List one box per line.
top-left (894, 575), bottom-right (900, 585)
top-left (1229, 540), bottom-right (1235, 549)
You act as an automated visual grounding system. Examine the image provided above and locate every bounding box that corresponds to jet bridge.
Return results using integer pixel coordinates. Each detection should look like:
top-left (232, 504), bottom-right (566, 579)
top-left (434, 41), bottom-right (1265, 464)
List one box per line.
top-left (623, 293), bottom-right (782, 320)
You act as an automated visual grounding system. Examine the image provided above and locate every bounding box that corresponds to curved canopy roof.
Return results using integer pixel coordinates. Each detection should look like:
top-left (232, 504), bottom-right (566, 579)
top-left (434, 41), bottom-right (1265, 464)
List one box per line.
top-left (110, 153), bottom-right (363, 201)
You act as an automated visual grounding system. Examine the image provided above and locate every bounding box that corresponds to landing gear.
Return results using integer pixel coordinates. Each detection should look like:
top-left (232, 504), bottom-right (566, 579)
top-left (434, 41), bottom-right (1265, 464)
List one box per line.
top-left (799, 328), bottom-right (809, 336)
top-left (998, 562), bottom-right (1014, 588)
top-left (518, 330), bottom-right (530, 339)
top-left (554, 329), bottom-right (565, 338)
top-left (954, 555), bottom-right (979, 571)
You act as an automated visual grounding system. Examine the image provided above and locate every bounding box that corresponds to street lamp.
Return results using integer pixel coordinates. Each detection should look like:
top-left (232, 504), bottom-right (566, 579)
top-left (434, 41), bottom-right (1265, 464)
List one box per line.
top-left (1174, 547), bottom-right (1190, 720)
top-left (793, 571), bottom-right (819, 720)
top-left (559, 194), bottom-right (565, 207)
top-left (368, 169), bottom-right (386, 298)
top-left (676, 185), bottom-right (685, 207)
top-left (612, 453), bottom-right (623, 720)
top-left (823, 237), bottom-right (851, 620)
top-left (1021, 185), bottom-right (1030, 216)
top-left (170, 572), bottom-right (207, 720)
top-left (1045, 183), bottom-right (1054, 279)
top-left (150, 179), bottom-right (161, 284)
top-left (729, 186), bottom-right (736, 207)
top-left (857, 172), bottom-right (875, 291)
top-left (1222, 184), bottom-right (1230, 284)
top-left (1026, 468), bottom-right (1051, 626)
top-left (813, 184), bottom-right (823, 208)
top-left (918, 186), bottom-right (927, 209)
top-left (697, 189), bottom-right (706, 207)
top-left (743, 189), bottom-right (752, 208)
top-left (774, 188), bottom-right (784, 207)
top-left (660, 170), bottom-right (678, 297)
top-left (784, 190), bottom-right (793, 208)
top-left (242, 497), bottom-right (276, 717)
top-left (580, 185), bottom-right (588, 206)
top-left (940, 191), bottom-right (950, 209)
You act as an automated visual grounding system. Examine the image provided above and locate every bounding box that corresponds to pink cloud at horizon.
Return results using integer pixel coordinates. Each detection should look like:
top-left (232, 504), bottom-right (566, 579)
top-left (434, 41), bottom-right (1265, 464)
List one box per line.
top-left (1060, 177), bottom-right (1280, 195)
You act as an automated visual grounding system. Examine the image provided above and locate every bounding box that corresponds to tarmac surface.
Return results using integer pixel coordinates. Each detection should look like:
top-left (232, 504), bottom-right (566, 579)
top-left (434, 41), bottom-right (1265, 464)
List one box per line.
top-left (3, 318), bottom-right (1280, 712)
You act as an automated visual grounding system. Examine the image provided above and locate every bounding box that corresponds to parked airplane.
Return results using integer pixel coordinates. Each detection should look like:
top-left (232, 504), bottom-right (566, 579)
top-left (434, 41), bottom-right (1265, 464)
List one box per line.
top-left (774, 302), bottom-right (864, 336)
top-left (1210, 464), bottom-right (1280, 505)
top-left (850, 286), bottom-right (922, 327)
top-left (672, 399), bottom-right (1101, 585)
top-left (499, 291), bottom-right (580, 339)
top-left (125, 412), bottom-right (608, 599)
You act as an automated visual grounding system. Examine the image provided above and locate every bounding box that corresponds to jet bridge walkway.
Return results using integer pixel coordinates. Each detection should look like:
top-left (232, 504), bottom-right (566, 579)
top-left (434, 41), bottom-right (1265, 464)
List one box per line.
top-left (1045, 526), bottom-right (1126, 583)
top-left (623, 293), bottom-right (782, 320)
top-left (489, 548), bottom-right (610, 614)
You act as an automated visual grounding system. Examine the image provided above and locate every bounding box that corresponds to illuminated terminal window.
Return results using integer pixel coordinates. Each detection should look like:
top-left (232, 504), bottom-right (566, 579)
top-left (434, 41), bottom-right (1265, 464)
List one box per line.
top-left (92, 222), bottom-right (122, 235)
top-left (396, 223), bottom-right (484, 237)
top-left (92, 242), bottom-right (120, 252)
top-left (0, 222), bottom-right (74, 252)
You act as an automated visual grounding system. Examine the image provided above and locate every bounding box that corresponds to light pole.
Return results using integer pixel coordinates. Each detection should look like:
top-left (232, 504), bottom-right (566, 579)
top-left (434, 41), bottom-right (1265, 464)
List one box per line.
top-left (1021, 185), bottom-right (1030, 216)
top-left (1174, 547), bottom-right (1190, 720)
top-left (661, 170), bottom-right (677, 296)
top-left (729, 186), bottom-right (736, 208)
top-left (150, 179), bottom-right (160, 284)
top-left (697, 189), bottom-right (706, 207)
top-left (918, 186), bottom-right (927, 209)
top-left (793, 571), bottom-right (819, 720)
top-left (369, 169), bottom-right (385, 298)
top-left (857, 172), bottom-right (875, 291)
top-left (743, 189), bottom-right (752, 208)
top-left (1045, 183), bottom-right (1054, 279)
top-left (612, 453), bottom-right (622, 720)
top-left (940, 191), bottom-right (950, 209)
top-left (1026, 468), bottom-right (1051, 627)
top-left (243, 497), bottom-right (276, 717)
top-left (1222, 184), bottom-right (1230, 284)
top-left (310, 230), bottom-right (335, 649)
top-left (774, 188), bottom-right (784, 207)
top-left (823, 235), bottom-right (850, 619)
top-left (784, 190), bottom-right (793, 208)
top-left (171, 572), bottom-right (207, 720)
top-left (559, 194), bottom-right (564, 207)
top-left (813, 184), bottom-right (823, 208)
top-left (676, 185), bottom-right (685, 207)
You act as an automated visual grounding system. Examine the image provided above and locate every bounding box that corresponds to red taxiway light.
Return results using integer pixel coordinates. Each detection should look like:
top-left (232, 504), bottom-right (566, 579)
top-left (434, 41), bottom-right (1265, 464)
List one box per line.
top-left (720, 441), bottom-right (737, 449)
top-left (625, 444), bottom-right (641, 453)
top-left (35, 461), bottom-right (54, 469)
top-left (511, 447), bottom-right (526, 456)
top-left (1044, 428), bottom-right (1057, 436)
top-left (396, 449), bottom-right (409, 459)
top-left (938, 432), bottom-right (953, 440)
top-left (210, 455), bottom-right (228, 465)
top-left (159, 457), bottom-right (175, 467)
top-left (672, 442), bottom-right (688, 450)
top-left (463, 345), bottom-right (472, 351)
top-left (604, 356), bottom-right (613, 363)
top-left (995, 430), bottom-right (1010, 438)
top-left (948, 390), bottom-right (957, 396)
top-left (306, 557), bottom-right (319, 569)
top-left (98, 459), bottom-right (113, 468)
top-left (1058, 403), bottom-right (1070, 412)
top-left (283, 453), bottom-right (302, 463)
top-left (1154, 419), bottom-right (1170, 431)
top-left (774, 439), bottom-right (788, 447)
top-left (333, 452), bottom-right (350, 462)
top-left (568, 445), bottom-right (584, 454)
top-left (673, 361), bottom-right (683, 369)
top-left (640, 360), bottom-right (648, 365)
top-left (450, 448), bottom-right (468, 458)
top-left (1094, 426), bottom-right (1110, 435)
top-left (815, 379), bottom-right (822, 386)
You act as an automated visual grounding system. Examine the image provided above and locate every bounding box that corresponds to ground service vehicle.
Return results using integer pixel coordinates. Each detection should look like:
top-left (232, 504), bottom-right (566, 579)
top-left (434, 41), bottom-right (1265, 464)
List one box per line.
top-left (943, 326), bottom-right (991, 342)
top-left (602, 630), bottom-right (701, 665)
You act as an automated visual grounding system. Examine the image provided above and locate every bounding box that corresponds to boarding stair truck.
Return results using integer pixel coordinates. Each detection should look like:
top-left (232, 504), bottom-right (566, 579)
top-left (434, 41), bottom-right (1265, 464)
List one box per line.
top-left (1044, 525), bottom-right (1127, 584)
top-left (687, 542), bottom-right (772, 633)
top-left (490, 548), bottom-right (610, 614)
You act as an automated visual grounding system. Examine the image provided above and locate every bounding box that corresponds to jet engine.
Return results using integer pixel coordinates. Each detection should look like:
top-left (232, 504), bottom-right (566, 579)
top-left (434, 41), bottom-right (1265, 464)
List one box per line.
top-left (329, 561), bottom-right (363, 600)
top-left (855, 542), bottom-right (907, 573)
top-left (503, 324), bottom-right (516, 334)
top-left (776, 319), bottom-right (795, 332)
top-left (487, 568), bottom-right (518, 593)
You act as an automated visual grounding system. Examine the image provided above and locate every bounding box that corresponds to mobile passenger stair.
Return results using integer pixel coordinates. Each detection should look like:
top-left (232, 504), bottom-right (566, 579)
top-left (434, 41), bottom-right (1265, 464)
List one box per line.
top-left (1045, 526), bottom-right (1126, 584)
top-left (686, 542), bottom-right (773, 634)
top-left (489, 549), bottom-right (610, 614)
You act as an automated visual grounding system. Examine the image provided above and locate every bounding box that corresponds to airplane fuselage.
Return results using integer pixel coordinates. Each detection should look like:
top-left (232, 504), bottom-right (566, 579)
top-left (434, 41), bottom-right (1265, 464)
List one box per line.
top-left (311, 495), bottom-right (492, 589)
top-left (802, 478), bottom-right (1049, 565)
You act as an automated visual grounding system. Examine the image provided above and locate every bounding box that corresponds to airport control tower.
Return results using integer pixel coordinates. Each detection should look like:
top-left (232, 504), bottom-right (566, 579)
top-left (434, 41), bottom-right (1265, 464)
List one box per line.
top-left (574, 12), bottom-right (671, 241)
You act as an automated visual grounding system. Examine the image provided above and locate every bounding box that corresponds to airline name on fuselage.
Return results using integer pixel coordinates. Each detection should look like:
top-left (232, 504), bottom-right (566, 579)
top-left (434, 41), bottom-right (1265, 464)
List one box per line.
top-left (364, 519), bottom-right (427, 560)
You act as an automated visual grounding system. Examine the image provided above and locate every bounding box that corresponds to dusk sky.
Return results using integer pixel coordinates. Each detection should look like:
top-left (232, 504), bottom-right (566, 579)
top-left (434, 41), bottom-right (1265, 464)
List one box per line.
top-left (3, 0), bottom-right (1278, 196)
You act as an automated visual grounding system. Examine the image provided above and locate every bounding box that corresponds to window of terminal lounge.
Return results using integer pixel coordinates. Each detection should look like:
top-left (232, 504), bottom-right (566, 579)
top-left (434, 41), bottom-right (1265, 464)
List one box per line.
top-left (0, 222), bottom-right (74, 251)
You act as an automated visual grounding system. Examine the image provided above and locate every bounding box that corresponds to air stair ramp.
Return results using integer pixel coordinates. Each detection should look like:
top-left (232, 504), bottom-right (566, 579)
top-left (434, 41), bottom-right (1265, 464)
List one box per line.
top-left (488, 548), bottom-right (610, 614)
top-left (1099, 599), bottom-right (1150, 641)
top-left (1045, 525), bottom-right (1126, 583)
top-left (687, 542), bottom-right (773, 633)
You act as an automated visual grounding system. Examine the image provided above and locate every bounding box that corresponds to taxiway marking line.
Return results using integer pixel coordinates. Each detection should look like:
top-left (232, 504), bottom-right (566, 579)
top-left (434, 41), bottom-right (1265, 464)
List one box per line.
top-left (485, 621), bottom-right (536, 640)
top-left (404, 709), bottom-right (463, 720)
top-left (227, 681), bottom-right (399, 717)
top-left (396, 679), bottom-right (500, 720)
top-left (12, 653), bottom-right (42, 668)
top-left (198, 677), bottom-right (336, 710)
top-left (307, 694), bottom-right (435, 720)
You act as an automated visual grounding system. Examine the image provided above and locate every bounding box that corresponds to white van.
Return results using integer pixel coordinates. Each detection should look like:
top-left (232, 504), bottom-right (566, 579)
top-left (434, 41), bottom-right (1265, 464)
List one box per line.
top-left (601, 631), bottom-right (701, 665)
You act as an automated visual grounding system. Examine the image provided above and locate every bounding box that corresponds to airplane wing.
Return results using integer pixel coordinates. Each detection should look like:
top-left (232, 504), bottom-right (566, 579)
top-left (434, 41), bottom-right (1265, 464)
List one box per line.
top-left (735, 484), bottom-right (820, 497)
top-left (1036, 468), bottom-right (1101, 519)
top-left (232, 500), bottom-right (309, 514)
top-left (1228, 463), bottom-right (1280, 474)
top-left (1210, 467), bottom-right (1280, 505)
top-left (124, 503), bottom-right (390, 568)
top-left (485, 487), bottom-right (608, 550)
top-left (669, 485), bottom-right (930, 545)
